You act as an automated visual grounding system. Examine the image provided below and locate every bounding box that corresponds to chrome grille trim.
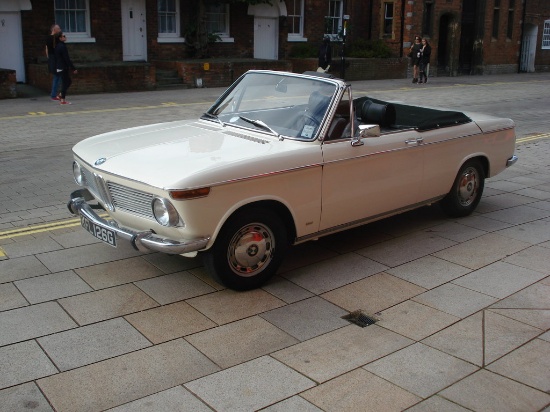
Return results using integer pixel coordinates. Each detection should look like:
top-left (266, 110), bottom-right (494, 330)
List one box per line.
top-left (107, 182), bottom-right (154, 220)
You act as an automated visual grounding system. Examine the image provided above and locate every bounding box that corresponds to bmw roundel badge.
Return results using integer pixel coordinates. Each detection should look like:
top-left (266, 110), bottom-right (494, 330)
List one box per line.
top-left (95, 158), bottom-right (107, 166)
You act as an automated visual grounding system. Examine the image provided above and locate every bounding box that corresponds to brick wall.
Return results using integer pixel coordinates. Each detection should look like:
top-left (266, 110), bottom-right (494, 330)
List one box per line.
top-left (27, 63), bottom-right (155, 94)
top-left (0, 69), bottom-right (17, 99)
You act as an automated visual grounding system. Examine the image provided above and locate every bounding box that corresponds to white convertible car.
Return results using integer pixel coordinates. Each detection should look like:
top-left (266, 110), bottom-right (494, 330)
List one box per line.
top-left (68, 70), bottom-right (518, 290)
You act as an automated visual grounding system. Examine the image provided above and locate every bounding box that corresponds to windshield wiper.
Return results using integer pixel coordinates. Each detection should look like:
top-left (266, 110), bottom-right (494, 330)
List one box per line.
top-left (239, 116), bottom-right (280, 138)
top-left (201, 112), bottom-right (224, 126)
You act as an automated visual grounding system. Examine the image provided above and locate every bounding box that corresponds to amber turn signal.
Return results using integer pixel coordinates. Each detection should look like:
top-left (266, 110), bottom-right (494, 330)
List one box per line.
top-left (169, 187), bottom-right (211, 200)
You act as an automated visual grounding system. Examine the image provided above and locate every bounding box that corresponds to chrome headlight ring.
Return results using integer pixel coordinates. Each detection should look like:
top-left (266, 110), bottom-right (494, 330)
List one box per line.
top-left (73, 161), bottom-right (84, 186)
top-left (152, 197), bottom-right (183, 227)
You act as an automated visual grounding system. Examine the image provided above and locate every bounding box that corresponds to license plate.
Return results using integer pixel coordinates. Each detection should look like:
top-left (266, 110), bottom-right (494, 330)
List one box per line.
top-left (80, 215), bottom-right (117, 247)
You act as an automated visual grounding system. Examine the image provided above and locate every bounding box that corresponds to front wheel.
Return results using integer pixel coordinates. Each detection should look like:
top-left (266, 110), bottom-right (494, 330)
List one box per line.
top-left (440, 159), bottom-right (485, 217)
top-left (203, 208), bottom-right (288, 290)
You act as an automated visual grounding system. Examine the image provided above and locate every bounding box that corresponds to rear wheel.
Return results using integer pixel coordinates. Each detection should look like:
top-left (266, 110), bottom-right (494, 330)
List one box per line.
top-left (440, 159), bottom-right (485, 217)
top-left (203, 208), bottom-right (288, 290)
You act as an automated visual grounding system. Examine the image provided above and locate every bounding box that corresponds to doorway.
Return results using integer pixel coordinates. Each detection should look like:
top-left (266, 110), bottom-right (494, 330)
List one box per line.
top-left (520, 24), bottom-right (537, 72)
top-left (121, 0), bottom-right (147, 61)
top-left (0, 12), bottom-right (25, 82)
top-left (254, 17), bottom-right (278, 60)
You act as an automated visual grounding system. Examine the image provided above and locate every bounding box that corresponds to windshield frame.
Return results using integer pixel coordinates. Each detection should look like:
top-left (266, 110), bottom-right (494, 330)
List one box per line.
top-left (203, 70), bottom-right (344, 142)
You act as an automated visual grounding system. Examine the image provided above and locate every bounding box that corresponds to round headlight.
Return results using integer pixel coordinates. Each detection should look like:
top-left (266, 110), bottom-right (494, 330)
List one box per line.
top-left (152, 197), bottom-right (181, 227)
top-left (73, 161), bottom-right (83, 186)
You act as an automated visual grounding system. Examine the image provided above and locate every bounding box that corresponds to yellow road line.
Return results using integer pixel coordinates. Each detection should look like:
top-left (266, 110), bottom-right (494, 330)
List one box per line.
top-left (0, 214), bottom-right (108, 240)
top-left (516, 133), bottom-right (550, 144)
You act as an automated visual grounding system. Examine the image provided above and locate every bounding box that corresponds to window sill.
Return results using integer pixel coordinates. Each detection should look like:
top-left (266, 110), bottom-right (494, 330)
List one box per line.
top-left (288, 36), bottom-right (308, 42)
top-left (66, 37), bottom-right (96, 43)
top-left (157, 37), bottom-right (186, 43)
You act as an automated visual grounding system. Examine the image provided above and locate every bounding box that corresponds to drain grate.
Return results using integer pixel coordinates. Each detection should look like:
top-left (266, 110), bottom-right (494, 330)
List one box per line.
top-left (342, 310), bottom-right (378, 328)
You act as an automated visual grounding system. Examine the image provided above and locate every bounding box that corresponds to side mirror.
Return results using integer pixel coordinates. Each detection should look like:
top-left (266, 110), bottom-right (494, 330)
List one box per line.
top-left (359, 124), bottom-right (380, 138)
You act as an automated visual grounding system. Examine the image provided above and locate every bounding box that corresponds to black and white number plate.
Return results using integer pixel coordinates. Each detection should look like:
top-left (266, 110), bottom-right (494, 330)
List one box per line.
top-left (80, 215), bottom-right (117, 247)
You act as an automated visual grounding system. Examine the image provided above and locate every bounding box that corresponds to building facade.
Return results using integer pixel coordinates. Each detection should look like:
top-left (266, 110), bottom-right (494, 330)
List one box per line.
top-left (0, 0), bottom-right (548, 89)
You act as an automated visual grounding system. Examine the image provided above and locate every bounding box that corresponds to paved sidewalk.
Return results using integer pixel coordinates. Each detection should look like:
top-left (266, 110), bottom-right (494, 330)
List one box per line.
top-left (0, 73), bottom-right (549, 411)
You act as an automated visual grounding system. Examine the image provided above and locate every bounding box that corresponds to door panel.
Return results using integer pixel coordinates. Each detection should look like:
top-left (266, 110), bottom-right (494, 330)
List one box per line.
top-left (320, 132), bottom-right (424, 230)
top-left (0, 12), bottom-right (25, 82)
top-left (121, 0), bottom-right (147, 61)
top-left (254, 17), bottom-right (277, 60)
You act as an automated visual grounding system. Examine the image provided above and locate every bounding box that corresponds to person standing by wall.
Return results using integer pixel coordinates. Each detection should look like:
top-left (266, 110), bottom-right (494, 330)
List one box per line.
top-left (409, 35), bottom-right (422, 84)
top-left (318, 36), bottom-right (332, 73)
top-left (45, 24), bottom-right (61, 101)
top-left (54, 32), bottom-right (77, 105)
top-left (418, 38), bottom-right (431, 83)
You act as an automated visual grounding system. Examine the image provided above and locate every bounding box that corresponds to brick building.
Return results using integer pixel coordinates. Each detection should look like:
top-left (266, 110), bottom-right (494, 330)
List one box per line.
top-left (0, 0), bottom-right (549, 94)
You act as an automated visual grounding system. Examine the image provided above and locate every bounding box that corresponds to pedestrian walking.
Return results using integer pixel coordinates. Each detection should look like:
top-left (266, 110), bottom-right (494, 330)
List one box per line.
top-left (418, 38), bottom-right (431, 84)
top-left (318, 36), bottom-right (332, 73)
top-left (54, 32), bottom-right (77, 105)
top-left (45, 24), bottom-right (61, 101)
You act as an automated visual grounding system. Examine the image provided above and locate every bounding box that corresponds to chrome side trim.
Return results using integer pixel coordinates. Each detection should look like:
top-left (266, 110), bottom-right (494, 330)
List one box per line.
top-left (295, 196), bottom-right (444, 243)
top-left (68, 190), bottom-right (210, 255)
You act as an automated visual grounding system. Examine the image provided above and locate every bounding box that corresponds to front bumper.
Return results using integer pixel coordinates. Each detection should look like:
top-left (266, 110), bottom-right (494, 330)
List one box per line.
top-left (67, 189), bottom-right (210, 255)
top-left (506, 155), bottom-right (518, 167)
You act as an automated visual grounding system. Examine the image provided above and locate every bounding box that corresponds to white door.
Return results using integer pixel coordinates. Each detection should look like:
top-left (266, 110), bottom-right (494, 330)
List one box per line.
top-left (254, 17), bottom-right (278, 60)
top-left (520, 25), bottom-right (537, 73)
top-left (121, 0), bottom-right (147, 61)
top-left (0, 12), bottom-right (25, 82)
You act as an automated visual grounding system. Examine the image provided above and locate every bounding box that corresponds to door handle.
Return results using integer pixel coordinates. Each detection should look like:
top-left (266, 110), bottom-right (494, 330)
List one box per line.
top-left (405, 137), bottom-right (423, 145)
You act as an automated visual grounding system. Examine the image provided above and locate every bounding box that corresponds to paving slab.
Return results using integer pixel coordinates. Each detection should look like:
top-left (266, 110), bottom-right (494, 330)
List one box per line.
top-left (0, 301), bottom-right (77, 347)
top-left (301, 368), bottom-right (421, 412)
top-left (140, 252), bottom-right (203, 274)
top-left (14, 270), bottom-right (93, 303)
top-left (259, 296), bottom-right (349, 341)
top-left (364, 343), bottom-right (478, 398)
top-left (261, 396), bottom-right (322, 411)
top-left (272, 325), bottom-right (413, 383)
top-left (488, 308), bottom-right (550, 329)
top-left (321, 273), bottom-right (426, 314)
top-left (261, 275), bottom-right (315, 303)
top-left (185, 356), bottom-right (315, 412)
top-left (405, 396), bottom-right (471, 412)
top-left (186, 289), bottom-right (285, 325)
top-left (482, 204), bottom-right (550, 225)
top-left (0, 282), bottom-right (27, 311)
top-left (281, 252), bottom-right (388, 294)
top-left (186, 316), bottom-right (298, 369)
top-left (495, 219), bottom-right (550, 244)
top-left (0, 236), bottom-right (63, 258)
top-left (37, 339), bottom-right (220, 412)
top-left (451, 261), bottom-right (547, 299)
top-left (490, 280), bottom-right (550, 309)
top-left (134, 271), bottom-right (215, 304)
top-left (125, 300), bottom-right (217, 344)
top-left (0, 341), bottom-right (58, 389)
top-left (37, 318), bottom-right (152, 371)
top-left (385, 255), bottom-right (471, 289)
top-left (412, 283), bottom-right (498, 318)
top-left (58, 284), bottom-right (159, 325)
top-left (0, 382), bottom-right (54, 412)
top-left (75, 257), bottom-right (165, 289)
top-left (0, 255), bottom-right (50, 283)
top-left (503, 245), bottom-right (550, 274)
top-left (439, 369), bottom-right (550, 412)
top-left (106, 386), bottom-right (211, 412)
top-left (487, 338), bottom-right (550, 392)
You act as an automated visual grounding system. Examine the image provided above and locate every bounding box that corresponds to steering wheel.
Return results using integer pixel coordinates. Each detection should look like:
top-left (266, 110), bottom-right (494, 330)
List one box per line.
top-left (303, 113), bottom-right (321, 127)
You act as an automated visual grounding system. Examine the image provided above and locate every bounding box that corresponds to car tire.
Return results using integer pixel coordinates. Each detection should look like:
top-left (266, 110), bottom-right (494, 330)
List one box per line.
top-left (203, 208), bottom-right (288, 290)
top-left (440, 159), bottom-right (485, 217)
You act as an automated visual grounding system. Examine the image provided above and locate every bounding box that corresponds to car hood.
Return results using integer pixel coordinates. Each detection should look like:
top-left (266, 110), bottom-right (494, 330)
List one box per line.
top-left (73, 120), bottom-right (320, 189)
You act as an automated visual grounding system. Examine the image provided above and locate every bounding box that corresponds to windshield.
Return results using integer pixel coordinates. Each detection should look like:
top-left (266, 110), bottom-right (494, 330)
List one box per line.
top-left (205, 72), bottom-right (338, 141)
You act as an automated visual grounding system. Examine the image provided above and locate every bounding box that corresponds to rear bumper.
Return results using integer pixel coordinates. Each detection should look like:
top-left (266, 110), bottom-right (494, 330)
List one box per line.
top-left (67, 189), bottom-right (210, 255)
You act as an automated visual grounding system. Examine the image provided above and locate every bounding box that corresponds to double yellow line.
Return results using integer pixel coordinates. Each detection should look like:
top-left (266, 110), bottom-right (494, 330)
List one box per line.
top-left (516, 132), bottom-right (550, 144)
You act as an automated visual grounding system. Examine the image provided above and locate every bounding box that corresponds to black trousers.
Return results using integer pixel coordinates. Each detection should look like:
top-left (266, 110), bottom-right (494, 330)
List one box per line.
top-left (59, 70), bottom-right (72, 99)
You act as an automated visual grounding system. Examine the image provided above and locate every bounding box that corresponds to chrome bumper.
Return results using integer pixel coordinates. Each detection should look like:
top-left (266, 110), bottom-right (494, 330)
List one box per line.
top-left (67, 189), bottom-right (210, 255)
top-left (506, 155), bottom-right (518, 167)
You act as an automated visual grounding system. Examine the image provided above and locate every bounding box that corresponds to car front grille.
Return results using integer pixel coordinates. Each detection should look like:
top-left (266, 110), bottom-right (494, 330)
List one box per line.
top-left (81, 166), bottom-right (154, 220)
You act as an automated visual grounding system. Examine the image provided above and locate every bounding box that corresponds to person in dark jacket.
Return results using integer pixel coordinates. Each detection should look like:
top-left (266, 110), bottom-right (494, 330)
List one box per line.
top-left (318, 36), bottom-right (332, 72)
top-left (45, 24), bottom-right (61, 101)
top-left (418, 38), bottom-right (432, 84)
top-left (54, 32), bottom-right (77, 105)
top-left (409, 35), bottom-right (422, 83)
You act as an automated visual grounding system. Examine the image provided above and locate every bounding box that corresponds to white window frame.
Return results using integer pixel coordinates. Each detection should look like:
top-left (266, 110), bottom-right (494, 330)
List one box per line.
top-left (206, 3), bottom-right (234, 43)
top-left (54, 0), bottom-right (95, 43)
top-left (543, 20), bottom-right (550, 49)
top-left (326, 0), bottom-right (343, 40)
top-left (157, 0), bottom-right (185, 43)
top-left (287, 0), bottom-right (306, 42)
top-left (383, 1), bottom-right (394, 36)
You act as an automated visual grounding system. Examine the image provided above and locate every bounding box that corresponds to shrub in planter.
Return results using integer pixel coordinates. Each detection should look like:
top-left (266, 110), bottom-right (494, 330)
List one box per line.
top-left (348, 39), bottom-right (393, 58)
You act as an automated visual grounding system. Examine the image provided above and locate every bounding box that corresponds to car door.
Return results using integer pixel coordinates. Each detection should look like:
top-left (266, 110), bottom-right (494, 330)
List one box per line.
top-left (320, 130), bottom-right (424, 231)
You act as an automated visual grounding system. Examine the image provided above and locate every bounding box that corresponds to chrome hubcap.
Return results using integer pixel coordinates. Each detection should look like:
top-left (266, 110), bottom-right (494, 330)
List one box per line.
top-left (457, 167), bottom-right (478, 206)
top-left (228, 223), bottom-right (275, 277)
